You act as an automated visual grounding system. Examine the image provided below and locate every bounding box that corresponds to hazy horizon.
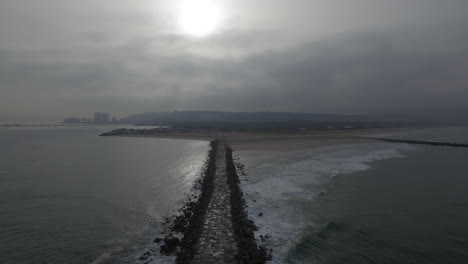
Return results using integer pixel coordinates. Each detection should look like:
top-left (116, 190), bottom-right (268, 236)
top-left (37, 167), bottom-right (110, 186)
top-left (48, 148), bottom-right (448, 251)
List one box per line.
top-left (1, 0), bottom-right (467, 122)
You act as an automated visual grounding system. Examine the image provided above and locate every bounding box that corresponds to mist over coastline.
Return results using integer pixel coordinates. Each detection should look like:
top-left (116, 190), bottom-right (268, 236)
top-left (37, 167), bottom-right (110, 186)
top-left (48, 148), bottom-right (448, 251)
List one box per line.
top-left (1, 1), bottom-right (468, 263)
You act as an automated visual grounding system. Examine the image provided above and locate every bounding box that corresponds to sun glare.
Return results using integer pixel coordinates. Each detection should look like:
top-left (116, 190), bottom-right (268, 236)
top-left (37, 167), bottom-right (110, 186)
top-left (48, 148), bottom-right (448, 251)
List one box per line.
top-left (176, 0), bottom-right (223, 38)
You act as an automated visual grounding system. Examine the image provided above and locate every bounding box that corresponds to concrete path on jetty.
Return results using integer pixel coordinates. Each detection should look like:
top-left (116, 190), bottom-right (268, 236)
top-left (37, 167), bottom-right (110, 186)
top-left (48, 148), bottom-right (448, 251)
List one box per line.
top-left (190, 142), bottom-right (238, 264)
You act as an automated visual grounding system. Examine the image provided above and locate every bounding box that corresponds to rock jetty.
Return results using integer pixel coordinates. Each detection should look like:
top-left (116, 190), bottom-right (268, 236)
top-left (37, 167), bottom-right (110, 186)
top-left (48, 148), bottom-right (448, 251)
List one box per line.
top-left (189, 142), bottom-right (238, 263)
top-left (365, 137), bottom-right (468, 148)
top-left (155, 140), bottom-right (270, 264)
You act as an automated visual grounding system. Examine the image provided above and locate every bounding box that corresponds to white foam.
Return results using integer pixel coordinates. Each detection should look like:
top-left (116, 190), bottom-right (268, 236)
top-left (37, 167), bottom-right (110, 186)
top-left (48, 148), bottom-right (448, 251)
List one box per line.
top-left (237, 142), bottom-right (416, 263)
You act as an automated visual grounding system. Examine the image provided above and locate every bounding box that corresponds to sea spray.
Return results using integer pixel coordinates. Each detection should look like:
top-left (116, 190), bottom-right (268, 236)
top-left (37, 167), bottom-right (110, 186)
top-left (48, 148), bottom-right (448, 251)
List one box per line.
top-left (236, 142), bottom-right (416, 263)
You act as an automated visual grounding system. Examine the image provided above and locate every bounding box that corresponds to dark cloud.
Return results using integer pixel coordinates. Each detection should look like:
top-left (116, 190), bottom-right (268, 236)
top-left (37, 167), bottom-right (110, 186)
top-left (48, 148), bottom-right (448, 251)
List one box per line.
top-left (0, 0), bottom-right (467, 121)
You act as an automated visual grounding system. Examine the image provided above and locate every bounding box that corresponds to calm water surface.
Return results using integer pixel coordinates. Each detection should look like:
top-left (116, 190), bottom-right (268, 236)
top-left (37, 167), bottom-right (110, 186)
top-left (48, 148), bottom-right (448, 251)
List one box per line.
top-left (0, 126), bottom-right (209, 264)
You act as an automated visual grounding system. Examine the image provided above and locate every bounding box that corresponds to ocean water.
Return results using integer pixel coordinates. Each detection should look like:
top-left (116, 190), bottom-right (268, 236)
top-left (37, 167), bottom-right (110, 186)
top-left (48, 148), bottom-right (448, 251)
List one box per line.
top-left (237, 126), bottom-right (468, 264)
top-left (3, 125), bottom-right (468, 264)
top-left (0, 126), bottom-right (209, 264)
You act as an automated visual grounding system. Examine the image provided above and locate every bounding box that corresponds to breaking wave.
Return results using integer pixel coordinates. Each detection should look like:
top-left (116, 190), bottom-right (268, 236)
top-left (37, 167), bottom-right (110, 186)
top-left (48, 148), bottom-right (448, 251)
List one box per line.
top-left (236, 143), bottom-right (416, 263)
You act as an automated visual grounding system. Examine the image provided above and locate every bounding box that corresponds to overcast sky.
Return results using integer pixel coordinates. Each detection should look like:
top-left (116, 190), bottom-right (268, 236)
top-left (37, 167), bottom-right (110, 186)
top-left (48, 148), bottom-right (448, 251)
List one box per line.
top-left (1, 0), bottom-right (467, 121)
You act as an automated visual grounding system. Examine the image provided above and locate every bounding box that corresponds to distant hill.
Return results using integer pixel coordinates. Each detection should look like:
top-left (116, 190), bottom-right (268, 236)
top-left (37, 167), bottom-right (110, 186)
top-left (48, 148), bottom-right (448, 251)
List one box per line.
top-left (120, 111), bottom-right (407, 131)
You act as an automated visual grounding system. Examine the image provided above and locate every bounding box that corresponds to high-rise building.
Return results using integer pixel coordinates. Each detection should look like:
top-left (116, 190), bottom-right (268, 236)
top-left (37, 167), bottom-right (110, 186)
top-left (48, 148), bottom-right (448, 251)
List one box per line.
top-left (94, 112), bottom-right (110, 123)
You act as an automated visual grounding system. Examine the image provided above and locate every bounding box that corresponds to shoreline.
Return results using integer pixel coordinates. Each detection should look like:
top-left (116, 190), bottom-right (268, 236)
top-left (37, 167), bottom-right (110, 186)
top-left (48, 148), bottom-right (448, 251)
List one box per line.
top-left (108, 125), bottom-right (462, 263)
top-left (103, 126), bottom-right (424, 151)
top-left (112, 125), bottom-right (430, 263)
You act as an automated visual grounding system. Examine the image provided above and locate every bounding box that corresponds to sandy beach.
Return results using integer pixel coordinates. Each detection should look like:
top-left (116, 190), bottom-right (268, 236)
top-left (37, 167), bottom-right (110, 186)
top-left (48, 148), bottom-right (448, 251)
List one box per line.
top-left (119, 126), bottom-right (422, 151)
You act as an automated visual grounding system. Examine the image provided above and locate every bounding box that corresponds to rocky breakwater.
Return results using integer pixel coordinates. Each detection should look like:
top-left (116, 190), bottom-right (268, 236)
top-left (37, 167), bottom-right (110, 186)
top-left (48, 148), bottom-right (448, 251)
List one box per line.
top-left (188, 142), bottom-right (238, 264)
top-left (367, 137), bottom-right (468, 148)
top-left (99, 128), bottom-right (270, 263)
top-left (154, 140), bottom-right (270, 264)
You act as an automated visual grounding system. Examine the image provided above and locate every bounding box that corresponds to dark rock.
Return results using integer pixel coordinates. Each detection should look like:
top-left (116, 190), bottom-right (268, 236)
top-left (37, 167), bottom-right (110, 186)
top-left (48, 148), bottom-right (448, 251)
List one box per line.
top-left (175, 140), bottom-right (219, 263)
top-left (160, 237), bottom-right (180, 255)
top-left (225, 145), bottom-right (271, 264)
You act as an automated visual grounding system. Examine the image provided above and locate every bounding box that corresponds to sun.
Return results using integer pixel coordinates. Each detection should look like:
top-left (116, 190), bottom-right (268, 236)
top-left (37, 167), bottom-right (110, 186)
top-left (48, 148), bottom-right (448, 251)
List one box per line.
top-left (176, 0), bottom-right (223, 38)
